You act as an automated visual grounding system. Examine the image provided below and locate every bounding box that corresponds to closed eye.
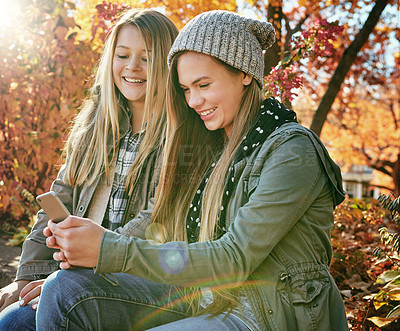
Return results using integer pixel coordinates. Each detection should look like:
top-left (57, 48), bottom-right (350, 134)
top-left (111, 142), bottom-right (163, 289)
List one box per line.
top-left (199, 83), bottom-right (210, 88)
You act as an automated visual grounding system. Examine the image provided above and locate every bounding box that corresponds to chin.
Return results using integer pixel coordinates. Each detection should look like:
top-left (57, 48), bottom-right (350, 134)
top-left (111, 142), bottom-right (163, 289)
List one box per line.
top-left (205, 125), bottom-right (218, 132)
top-left (204, 122), bottom-right (220, 132)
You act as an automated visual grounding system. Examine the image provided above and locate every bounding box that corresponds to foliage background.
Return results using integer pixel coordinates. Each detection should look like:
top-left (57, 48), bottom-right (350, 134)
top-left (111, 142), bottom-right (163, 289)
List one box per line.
top-left (0, 0), bottom-right (399, 329)
top-left (0, 0), bottom-right (398, 227)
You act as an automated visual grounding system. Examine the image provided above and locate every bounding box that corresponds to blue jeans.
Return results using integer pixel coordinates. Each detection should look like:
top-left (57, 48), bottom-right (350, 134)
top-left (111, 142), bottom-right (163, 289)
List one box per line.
top-left (0, 301), bottom-right (36, 331)
top-left (34, 269), bottom-right (249, 330)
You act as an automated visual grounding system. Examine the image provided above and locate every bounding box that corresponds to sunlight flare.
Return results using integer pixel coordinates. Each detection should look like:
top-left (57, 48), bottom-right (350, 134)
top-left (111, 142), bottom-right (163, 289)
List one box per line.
top-left (0, 0), bottom-right (22, 28)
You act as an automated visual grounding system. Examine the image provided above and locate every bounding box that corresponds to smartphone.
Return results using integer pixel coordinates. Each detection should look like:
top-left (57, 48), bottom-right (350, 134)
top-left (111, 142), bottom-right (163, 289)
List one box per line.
top-left (36, 192), bottom-right (71, 222)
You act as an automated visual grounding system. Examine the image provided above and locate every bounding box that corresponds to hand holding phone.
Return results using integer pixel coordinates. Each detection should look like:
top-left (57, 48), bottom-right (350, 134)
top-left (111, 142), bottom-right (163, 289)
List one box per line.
top-left (36, 192), bottom-right (71, 222)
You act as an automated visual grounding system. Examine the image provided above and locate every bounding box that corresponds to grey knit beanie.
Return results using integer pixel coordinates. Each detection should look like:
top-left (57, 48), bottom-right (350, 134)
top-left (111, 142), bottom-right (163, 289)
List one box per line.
top-left (167, 10), bottom-right (276, 87)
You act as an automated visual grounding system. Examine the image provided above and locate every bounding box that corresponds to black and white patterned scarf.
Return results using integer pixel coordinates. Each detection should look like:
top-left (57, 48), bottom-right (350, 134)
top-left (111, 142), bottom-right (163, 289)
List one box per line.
top-left (186, 97), bottom-right (298, 243)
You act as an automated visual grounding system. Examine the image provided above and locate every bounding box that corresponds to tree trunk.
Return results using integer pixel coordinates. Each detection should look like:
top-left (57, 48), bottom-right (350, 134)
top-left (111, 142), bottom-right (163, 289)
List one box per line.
top-left (310, 0), bottom-right (389, 137)
top-left (264, 0), bottom-right (283, 75)
top-left (394, 153), bottom-right (400, 197)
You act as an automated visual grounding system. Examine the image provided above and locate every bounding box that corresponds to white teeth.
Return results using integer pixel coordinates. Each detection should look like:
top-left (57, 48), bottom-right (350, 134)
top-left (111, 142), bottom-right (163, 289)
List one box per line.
top-left (200, 108), bottom-right (216, 116)
top-left (124, 77), bottom-right (144, 83)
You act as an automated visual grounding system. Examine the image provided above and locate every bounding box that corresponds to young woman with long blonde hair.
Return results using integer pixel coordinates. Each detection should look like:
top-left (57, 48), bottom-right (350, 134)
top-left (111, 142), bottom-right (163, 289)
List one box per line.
top-left (0, 9), bottom-right (178, 330)
top-left (35, 10), bottom-right (347, 330)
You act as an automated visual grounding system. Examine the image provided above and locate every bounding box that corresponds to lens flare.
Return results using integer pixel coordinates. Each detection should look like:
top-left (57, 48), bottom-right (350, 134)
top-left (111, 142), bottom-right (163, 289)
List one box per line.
top-left (0, 0), bottom-right (21, 28)
top-left (158, 242), bottom-right (188, 274)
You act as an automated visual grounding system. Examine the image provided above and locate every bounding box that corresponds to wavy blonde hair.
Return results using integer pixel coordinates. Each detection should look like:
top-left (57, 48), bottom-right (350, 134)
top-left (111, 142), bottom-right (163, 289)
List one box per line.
top-left (152, 54), bottom-right (262, 241)
top-left (151, 53), bottom-right (263, 314)
top-left (64, 9), bottom-right (178, 190)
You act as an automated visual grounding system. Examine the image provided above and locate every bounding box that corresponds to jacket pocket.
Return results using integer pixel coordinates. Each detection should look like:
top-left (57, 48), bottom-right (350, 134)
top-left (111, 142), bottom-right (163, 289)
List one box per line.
top-left (247, 174), bottom-right (260, 196)
top-left (281, 278), bottom-right (329, 304)
top-left (279, 273), bottom-right (332, 331)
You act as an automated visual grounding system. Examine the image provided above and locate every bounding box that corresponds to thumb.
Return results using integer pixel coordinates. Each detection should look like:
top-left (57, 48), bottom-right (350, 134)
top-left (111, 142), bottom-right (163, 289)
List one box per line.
top-left (57, 216), bottom-right (89, 229)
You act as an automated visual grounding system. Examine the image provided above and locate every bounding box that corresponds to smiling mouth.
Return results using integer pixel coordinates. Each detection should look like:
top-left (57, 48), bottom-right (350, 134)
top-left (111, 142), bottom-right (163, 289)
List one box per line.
top-left (199, 107), bottom-right (216, 116)
top-left (124, 77), bottom-right (146, 83)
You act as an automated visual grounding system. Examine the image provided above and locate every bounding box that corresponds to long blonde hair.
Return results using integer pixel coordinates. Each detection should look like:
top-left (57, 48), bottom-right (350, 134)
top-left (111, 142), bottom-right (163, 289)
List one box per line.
top-left (151, 53), bottom-right (263, 315)
top-left (64, 9), bottom-right (178, 190)
top-left (152, 53), bottom-right (263, 242)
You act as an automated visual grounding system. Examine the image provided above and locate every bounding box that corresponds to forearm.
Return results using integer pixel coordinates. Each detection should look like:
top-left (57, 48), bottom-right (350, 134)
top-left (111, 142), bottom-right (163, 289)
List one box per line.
top-left (95, 230), bottom-right (248, 287)
top-left (95, 134), bottom-right (328, 287)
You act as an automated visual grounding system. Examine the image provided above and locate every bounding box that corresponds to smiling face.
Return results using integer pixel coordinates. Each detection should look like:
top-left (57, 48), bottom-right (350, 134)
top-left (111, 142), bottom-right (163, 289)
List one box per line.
top-left (112, 25), bottom-right (149, 112)
top-left (177, 52), bottom-right (252, 137)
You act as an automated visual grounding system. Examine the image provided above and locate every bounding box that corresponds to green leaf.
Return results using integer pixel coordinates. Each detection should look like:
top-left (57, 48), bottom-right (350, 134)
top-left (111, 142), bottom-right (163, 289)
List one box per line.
top-left (376, 270), bottom-right (400, 284)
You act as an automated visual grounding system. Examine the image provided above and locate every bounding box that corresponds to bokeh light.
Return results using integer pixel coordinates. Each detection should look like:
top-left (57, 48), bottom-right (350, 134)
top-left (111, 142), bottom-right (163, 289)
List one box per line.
top-left (158, 242), bottom-right (188, 274)
top-left (0, 0), bottom-right (22, 29)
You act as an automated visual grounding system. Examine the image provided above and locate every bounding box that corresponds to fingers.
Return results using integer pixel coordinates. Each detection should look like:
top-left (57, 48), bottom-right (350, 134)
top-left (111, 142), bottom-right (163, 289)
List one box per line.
top-left (0, 280), bottom-right (29, 312)
top-left (46, 235), bottom-right (61, 249)
top-left (44, 226), bottom-right (61, 249)
top-left (19, 281), bottom-right (43, 307)
top-left (19, 279), bottom-right (44, 299)
top-left (0, 292), bottom-right (14, 313)
top-left (47, 219), bottom-right (59, 234)
top-left (59, 251), bottom-right (67, 260)
top-left (46, 216), bottom-right (103, 268)
top-left (60, 260), bottom-right (72, 269)
top-left (0, 296), bottom-right (15, 313)
top-left (53, 251), bottom-right (67, 262)
top-left (47, 217), bottom-right (89, 241)
top-left (43, 226), bottom-right (52, 237)
top-left (50, 216), bottom-right (89, 230)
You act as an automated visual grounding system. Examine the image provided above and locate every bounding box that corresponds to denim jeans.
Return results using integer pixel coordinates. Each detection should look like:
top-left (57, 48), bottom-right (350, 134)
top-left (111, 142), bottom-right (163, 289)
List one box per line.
top-left (0, 301), bottom-right (36, 331)
top-left (34, 269), bottom-right (249, 330)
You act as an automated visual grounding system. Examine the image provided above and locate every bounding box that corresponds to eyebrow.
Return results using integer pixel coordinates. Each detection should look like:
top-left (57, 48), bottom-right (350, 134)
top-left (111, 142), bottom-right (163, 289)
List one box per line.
top-left (180, 76), bottom-right (210, 87)
top-left (115, 45), bottom-right (152, 52)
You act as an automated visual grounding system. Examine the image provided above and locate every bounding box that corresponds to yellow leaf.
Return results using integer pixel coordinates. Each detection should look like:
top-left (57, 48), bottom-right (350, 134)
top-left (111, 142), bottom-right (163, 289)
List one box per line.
top-left (368, 316), bottom-right (398, 328)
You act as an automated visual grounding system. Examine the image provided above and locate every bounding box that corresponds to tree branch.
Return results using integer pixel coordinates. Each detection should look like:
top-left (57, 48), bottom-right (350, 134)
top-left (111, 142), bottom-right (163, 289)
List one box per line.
top-left (310, 0), bottom-right (390, 136)
top-left (389, 100), bottom-right (399, 130)
top-left (284, 14), bottom-right (308, 52)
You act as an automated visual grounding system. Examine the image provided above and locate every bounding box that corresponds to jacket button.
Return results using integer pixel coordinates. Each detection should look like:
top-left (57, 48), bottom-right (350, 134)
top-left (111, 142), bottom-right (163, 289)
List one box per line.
top-left (307, 286), bottom-right (315, 294)
top-left (78, 205), bottom-right (84, 212)
top-left (313, 303), bottom-right (318, 307)
top-left (129, 213), bottom-right (135, 219)
top-left (268, 309), bottom-right (273, 314)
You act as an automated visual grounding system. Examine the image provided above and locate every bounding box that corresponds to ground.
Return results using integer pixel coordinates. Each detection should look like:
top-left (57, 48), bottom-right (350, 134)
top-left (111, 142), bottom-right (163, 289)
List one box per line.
top-left (0, 238), bottom-right (21, 288)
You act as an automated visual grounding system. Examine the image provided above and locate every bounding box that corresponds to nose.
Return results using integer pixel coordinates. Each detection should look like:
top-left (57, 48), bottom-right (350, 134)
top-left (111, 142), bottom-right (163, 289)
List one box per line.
top-left (126, 56), bottom-right (141, 71)
top-left (187, 90), bottom-right (204, 110)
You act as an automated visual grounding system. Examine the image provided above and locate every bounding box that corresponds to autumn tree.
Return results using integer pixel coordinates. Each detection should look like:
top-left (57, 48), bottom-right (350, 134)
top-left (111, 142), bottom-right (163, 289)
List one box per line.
top-left (309, 82), bottom-right (399, 194)
top-left (1, 0), bottom-right (397, 223)
top-left (0, 0), bottom-right (240, 224)
top-left (72, 0), bottom-right (237, 44)
top-left (0, 0), bottom-right (99, 221)
top-left (245, 0), bottom-right (394, 124)
top-left (243, 0), bottom-right (398, 191)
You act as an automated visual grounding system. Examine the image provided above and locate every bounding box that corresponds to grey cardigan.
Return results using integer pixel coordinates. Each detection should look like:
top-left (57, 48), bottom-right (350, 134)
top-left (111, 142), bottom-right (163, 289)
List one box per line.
top-left (95, 122), bottom-right (348, 331)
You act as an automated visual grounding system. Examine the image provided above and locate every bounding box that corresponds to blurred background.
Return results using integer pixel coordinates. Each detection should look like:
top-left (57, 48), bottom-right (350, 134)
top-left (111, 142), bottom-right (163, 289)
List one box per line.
top-left (0, 1), bottom-right (398, 329)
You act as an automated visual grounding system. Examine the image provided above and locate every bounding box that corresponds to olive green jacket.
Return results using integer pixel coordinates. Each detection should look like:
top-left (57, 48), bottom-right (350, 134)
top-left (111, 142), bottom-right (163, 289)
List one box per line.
top-left (95, 122), bottom-right (348, 331)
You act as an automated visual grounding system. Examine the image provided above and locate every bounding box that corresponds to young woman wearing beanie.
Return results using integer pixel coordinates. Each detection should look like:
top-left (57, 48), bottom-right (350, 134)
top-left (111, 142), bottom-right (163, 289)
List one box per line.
top-left (0, 9), bottom-right (178, 330)
top-left (35, 10), bottom-right (348, 331)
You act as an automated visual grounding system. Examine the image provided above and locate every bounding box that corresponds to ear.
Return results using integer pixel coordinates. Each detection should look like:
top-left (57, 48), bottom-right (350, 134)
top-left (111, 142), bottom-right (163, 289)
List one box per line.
top-left (242, 73), bottom-right (253, 86)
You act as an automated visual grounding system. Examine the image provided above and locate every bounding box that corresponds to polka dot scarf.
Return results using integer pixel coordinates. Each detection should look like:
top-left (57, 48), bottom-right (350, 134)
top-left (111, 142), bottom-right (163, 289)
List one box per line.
top-left (186, 97), bottom-right (298, 243)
